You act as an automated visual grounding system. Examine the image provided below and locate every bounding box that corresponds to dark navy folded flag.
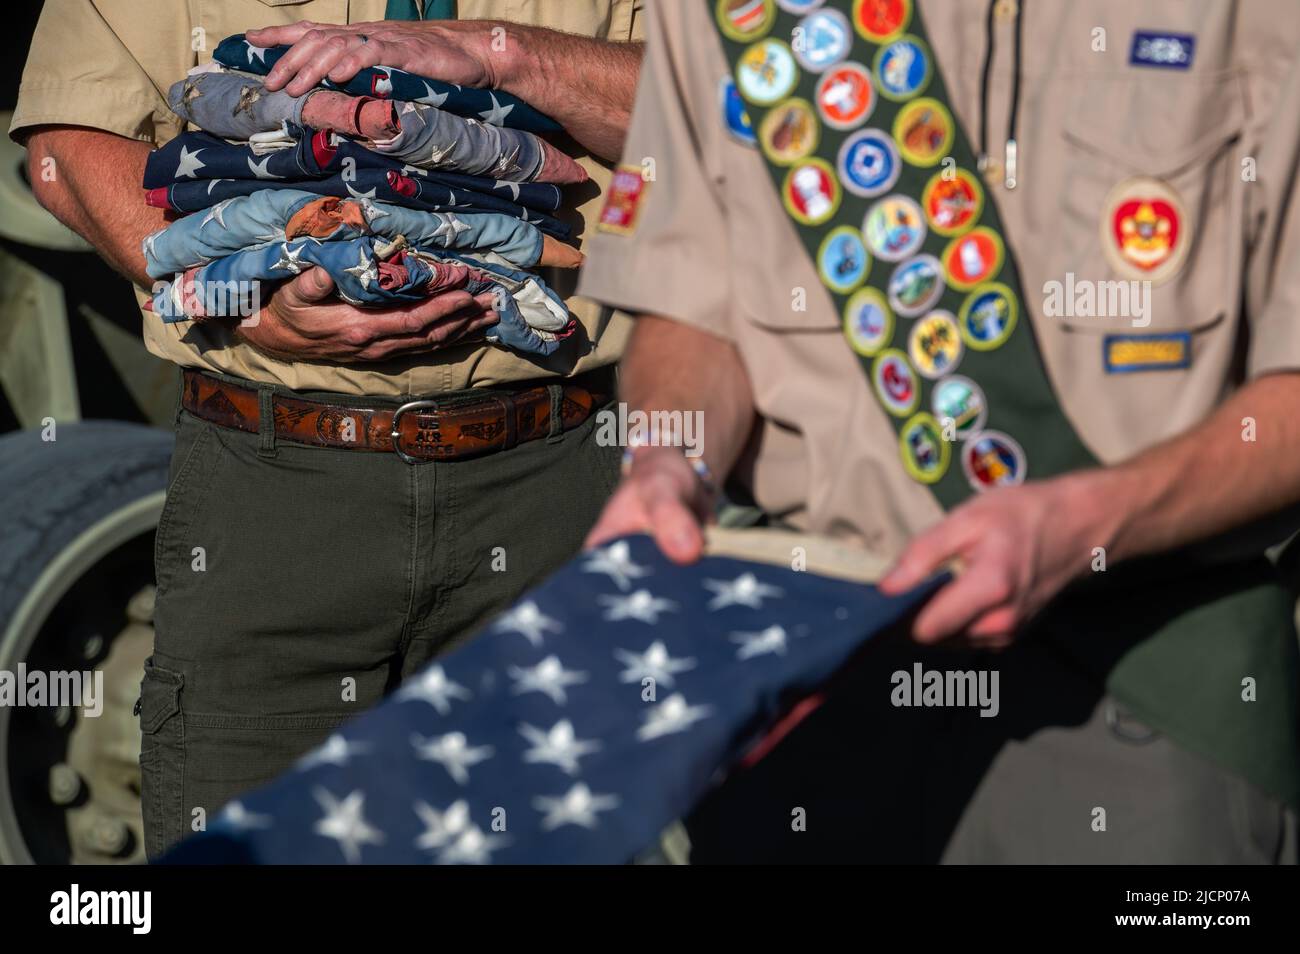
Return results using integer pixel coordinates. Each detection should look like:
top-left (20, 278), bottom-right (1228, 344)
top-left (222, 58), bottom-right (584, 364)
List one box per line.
top-left (213, 34), bottom-right (561, 134)
top-left (164, 535), bottom-right (939, 865)
top-left (147, 167), bottom-right (572, 241)
top-left (143, 128), bottom-right (564, 214)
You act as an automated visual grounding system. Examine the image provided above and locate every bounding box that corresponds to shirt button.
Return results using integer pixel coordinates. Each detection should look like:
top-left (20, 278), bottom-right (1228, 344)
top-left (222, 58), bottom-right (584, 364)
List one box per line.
top-left (994, 0), bottom-right (1019, 21)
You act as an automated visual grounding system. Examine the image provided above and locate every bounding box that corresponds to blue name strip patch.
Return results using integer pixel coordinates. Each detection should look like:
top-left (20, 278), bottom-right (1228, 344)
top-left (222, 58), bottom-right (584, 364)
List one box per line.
top-left (1130, 31), bottom-right (1196, 70)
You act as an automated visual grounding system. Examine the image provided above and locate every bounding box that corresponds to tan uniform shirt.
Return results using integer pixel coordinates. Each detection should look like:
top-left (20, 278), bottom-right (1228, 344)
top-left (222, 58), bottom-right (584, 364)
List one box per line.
top-left (10, 0), bottom-right (644, 396)
top-left (578, 0), bottom-right (1300, 563)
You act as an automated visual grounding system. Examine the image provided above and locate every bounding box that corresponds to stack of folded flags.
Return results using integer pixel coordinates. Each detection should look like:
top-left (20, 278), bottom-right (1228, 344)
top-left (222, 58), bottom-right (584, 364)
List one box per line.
top-left (141, 34), bottom-right (589, 356)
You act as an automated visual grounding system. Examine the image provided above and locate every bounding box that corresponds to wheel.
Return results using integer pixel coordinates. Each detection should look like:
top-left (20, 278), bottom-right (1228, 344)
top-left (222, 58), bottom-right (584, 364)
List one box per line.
top-left (0, 420), bottom-right (172, 864)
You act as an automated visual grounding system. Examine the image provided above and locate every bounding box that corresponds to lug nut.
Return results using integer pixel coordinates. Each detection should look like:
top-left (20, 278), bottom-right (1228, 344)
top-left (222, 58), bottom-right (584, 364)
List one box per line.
top-left (49, 763), bottom-right (82, 805)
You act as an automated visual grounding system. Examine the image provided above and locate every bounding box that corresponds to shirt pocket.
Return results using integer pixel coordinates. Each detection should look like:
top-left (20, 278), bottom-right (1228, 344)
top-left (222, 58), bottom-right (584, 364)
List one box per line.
top-left (1051, 69), bottom-right (1248, 340)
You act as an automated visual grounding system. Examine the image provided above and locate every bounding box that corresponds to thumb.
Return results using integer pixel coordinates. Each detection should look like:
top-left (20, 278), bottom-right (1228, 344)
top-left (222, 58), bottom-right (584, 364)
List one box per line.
top-left (289, 264), bottom-right (334, 303)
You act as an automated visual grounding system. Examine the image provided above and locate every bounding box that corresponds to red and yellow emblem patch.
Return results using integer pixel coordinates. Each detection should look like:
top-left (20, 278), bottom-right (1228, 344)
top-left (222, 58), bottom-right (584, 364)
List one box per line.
top-left (1101, 177), bottom-right (1189, 284)
top-left (597, 165), bottom-right (650, 236)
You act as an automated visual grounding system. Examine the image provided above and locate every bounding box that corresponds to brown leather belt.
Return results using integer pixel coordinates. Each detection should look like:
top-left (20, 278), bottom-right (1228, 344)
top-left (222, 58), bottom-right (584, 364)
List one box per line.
top-left (181, 369), bottom-right (608, 462)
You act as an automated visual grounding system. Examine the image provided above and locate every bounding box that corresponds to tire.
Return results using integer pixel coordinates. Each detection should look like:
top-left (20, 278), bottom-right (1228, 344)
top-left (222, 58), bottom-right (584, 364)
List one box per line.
top-left (0, 420), bottom-right (173, 864)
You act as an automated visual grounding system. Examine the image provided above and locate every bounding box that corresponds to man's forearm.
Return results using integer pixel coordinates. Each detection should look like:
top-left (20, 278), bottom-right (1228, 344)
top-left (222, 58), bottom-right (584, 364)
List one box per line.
top-left (484, 23), bottom-right (641, 162)
top-left (620, 315), bottom-right (756, 478)
top-left (1074, 372), bottom-right (1300, 562)
top-left (25, 126), bottom-right (162, 287)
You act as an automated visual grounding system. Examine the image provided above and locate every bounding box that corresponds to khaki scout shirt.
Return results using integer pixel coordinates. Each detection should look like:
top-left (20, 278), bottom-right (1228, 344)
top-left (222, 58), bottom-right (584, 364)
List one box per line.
top-left (579, 0), bottom-right (1300, 563)
top-left (10, 0), bottom-right (644, 396)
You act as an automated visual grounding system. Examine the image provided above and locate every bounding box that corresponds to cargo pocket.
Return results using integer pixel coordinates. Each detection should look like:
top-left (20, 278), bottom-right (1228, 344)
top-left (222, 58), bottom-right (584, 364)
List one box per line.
top-left (138, 657), bottom-right (186, 861)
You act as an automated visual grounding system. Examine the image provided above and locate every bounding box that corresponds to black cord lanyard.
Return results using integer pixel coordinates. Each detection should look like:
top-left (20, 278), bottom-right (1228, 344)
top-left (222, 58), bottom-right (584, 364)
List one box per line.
top-left (977, 0), bottom-right (1024, 190)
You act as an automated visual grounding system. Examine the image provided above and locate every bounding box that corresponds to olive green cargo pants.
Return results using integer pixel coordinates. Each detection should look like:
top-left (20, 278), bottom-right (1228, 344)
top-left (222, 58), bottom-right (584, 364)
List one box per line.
top-left (139, 378), bottom-right (619, 859)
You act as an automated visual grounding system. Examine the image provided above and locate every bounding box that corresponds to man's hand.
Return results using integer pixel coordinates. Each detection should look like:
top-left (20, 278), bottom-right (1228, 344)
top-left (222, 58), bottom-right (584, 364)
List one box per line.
top-left (246, 19), bottom-right (643, 161)
top-left (250, 20), bottom-right (494, 97)
top-left (879, 474), bottom-right (1113, 649)
top-left (584, 447), bottom-right (714, 565)
top-left (238, 266), bottom-right (499, 362)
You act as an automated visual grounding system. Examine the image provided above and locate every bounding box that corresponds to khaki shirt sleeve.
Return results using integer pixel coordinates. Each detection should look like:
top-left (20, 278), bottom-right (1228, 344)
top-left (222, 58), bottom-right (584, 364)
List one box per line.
top-left (576, 0), bottom-right (734, 341)
top-left (9, 0), bottom-right (178, 145)
top-left (1245, 52), bottom-right (1300, 379)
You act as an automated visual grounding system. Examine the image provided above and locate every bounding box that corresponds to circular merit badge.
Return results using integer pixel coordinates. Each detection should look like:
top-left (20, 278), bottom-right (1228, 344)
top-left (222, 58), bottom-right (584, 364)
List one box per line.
top-left (853, 0), bottom-right (911, 43)
top-left (922, 168), bottom-right (982, 236)
top-left (838, 129), bottom-right (901, 198)
top-left (873, 35), bottom-right (931, 101)
top-left (818, 226), bottom-right (871, 293)
top-left (759, 98), bottom-right (820, 164)
top-left (815, 61), bottom-right (875, 130)
top-left (888, 254), bottom-right (945, 318)
top-left (961, 430), bottom-right (1027, 491)
top-left (717, 0), bottom-right (776, 42)
top-left (958, 282), bottom-right (1018, 351)
top-left (908, 309), bottom-right (963, 379)
top-left (941, 226), bottom-right (1004, 290)
top-left (1101, 176), bottom-right (1189, 285)
top-left (863, 194), bottom-right (925, 261)
top-left (843, 287), bottom-right (895, 356)
top-left (893, 98), bottom-right (954, 167)
top-left (736, 39), bottom-right (800, 106)
top-left (931, 374), bottom-right (987, 439)
top-left (872, 348), bottom-right (920, 417)
top-left (794, 7), bottom-right (853, 72)
top-left (719, 76), bottom-right (757, 146)
top-left (783, 157), bottom-right (841, 226)
top-left (899, 412), bottom-right (950, 484)
top-left (778, 0), bottom-right (826, 13)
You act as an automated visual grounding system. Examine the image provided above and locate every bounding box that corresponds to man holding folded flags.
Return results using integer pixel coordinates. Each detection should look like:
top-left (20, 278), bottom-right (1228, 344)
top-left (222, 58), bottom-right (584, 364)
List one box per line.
top-left (12, 0), bottom-right (643, 858)
top-left (580, 0), bottom-right (1300, 862)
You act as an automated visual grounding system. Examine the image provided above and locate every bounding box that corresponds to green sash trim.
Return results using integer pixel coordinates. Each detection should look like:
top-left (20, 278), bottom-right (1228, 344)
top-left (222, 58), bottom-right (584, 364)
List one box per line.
top-left (385, 0), bottom-right (456, 21)
top-left (709, 0), bottom-right (1299, 806)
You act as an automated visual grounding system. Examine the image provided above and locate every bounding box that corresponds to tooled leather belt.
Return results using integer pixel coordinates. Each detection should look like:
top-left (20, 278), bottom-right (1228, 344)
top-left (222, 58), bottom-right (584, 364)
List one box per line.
top-left (181, 369), bottom-right (609, 462)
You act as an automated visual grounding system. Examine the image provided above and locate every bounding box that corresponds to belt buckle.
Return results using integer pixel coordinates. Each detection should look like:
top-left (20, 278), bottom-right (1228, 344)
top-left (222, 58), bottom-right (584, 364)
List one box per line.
top-left (391, 400), bottom-right (441, 464)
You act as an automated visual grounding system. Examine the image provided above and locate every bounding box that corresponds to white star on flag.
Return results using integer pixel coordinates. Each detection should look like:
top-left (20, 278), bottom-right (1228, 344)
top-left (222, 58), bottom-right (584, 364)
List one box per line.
top-left (218, 801), bottom-right (272, 832)
top-left (296, 733), bottom-right (372, 770)
top-left (246, 155), bottom-right (282, 179)
top-left (731, 625), bottom-right (789, 660)
top-left (478, 92), bottom-right (516, 125)
top-left (493, 600), bottom-right (562, 646)
top-left (416, 81), bottom-right (449, 107)
top-left (439, 825), bottom-right (508, 865)
top-left (519, 720), bottom-right (600, 775)
top-left (413, 799), bottom-right (471, 850)
top-left (508, 655), bottom-right (588, 705)
top-left (395, 664), bottom-right (472, 715)
top-left (581, 540), bottom-right (652, 591)
top-left (411, 731), bottom-right (494, 785)
top-left (199, 198), bottom-right (234, 230)
top-left (493, 179), bottom-right (523, 201)
top-left (637, 694), bottom-right (712, 741)
top-left (613, 641), bottom-right (696, 689)
top-left (206, 178), bottom-right (232, 195)
top-left (432, 213), bottom-right (471, 245)
top-left (343, 246), bottom-right (378, 289)
top-left (175, 145), bottom-right (206, 179)
top-left (312, 788), bottom-right (384, 864)
top-left (270, 242), bottom-right (307, 274)
top-left (703, 572), bottom-right (785, 610)
top-left (533, 783), bottom-right (619, 832)
top-left (244, 40), bottom-right (270, 64)
top-left (345, 181), bottom-right (378, 200)
top-left (598, 589), bottom-right (678, 624)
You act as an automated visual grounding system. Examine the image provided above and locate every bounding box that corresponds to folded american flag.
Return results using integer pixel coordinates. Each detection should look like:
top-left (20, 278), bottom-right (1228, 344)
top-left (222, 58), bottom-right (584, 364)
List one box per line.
top-left (164, 535), bottom-right (938, 865)
top-left (214, 34), bottom-right (561, 134)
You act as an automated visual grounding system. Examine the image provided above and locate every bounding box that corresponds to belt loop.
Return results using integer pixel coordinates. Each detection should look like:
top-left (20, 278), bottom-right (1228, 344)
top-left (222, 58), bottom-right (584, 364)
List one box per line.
top-left (257, 386), bottom-right (277, 458)
top-left (546, 383), bottom-right (565, 443)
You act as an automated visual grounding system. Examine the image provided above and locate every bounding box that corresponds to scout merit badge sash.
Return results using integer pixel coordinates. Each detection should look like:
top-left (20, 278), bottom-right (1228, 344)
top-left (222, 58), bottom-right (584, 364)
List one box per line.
top-left (710, 0), bottom-right (1299, 805)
